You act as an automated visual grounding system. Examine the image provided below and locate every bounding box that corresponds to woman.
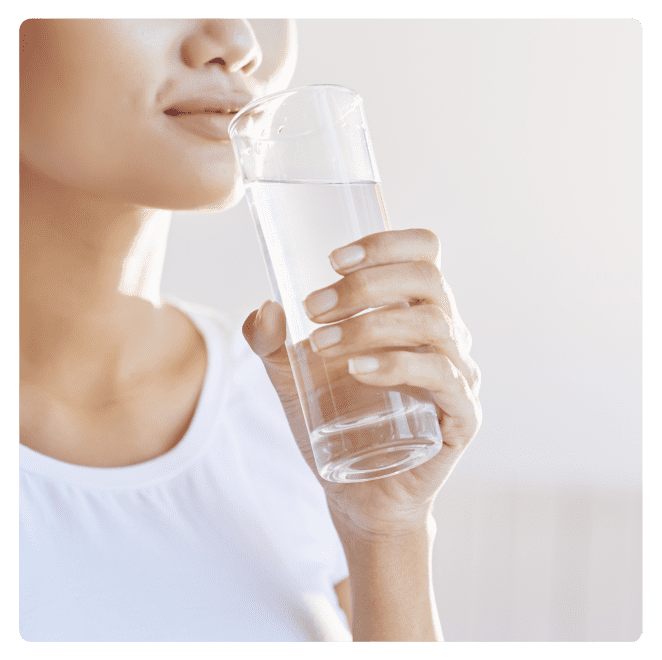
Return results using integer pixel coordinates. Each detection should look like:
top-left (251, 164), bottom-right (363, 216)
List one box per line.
top-left (20, 19), bottom-right (481, 642)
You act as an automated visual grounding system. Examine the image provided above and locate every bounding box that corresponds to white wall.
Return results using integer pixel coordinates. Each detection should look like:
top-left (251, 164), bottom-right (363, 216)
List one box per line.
top-left (161, 19), bottom-right (641, 641)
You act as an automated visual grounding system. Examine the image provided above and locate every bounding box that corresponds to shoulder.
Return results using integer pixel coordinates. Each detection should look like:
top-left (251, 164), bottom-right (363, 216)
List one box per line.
top-left (164, 296), bottom-right (260, 361)
top-left (162, 295), bottom-right (235, 338)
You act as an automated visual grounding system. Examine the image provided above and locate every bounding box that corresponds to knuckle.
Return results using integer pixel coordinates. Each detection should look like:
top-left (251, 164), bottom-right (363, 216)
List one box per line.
top-left (467, 360), bottom-right (481, 397)
top-left (460, 353), bottom-right (481, 393)
top-left (475, 398), bottom-right (483, 426)
top-left (421, 304), bottom-right (448, 343)
top-left (472, 367), bottom-right (483, 396)
top-left (411, 259), bottom-right (440, 292)
top-left (470, 360), bottom-right (481, 392)
top-left (451, 320), bottom-right (470, 350)
top-left (416, 258), bottom-right (440, 278)
top-left (344, 266), bottom-right (372, 299)
top-left (438, 272), bottom-right (451, 297)
top-left (439, 354), bottom-right (457, 379)
top-left (464, 328), bottom-right (473, 352)
top-left (412, 227), bottom-right (440, 255)
top-left (382, 350), bottom-right (401, 377)
top-left (352, 309), bottom-right (378, 340)
top-left (404, 350), bottom-right (424, 378)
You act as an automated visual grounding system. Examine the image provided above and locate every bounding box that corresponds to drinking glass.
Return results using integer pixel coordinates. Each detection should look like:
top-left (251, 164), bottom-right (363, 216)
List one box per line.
top-left (229, 84), bottom-right (443, 482)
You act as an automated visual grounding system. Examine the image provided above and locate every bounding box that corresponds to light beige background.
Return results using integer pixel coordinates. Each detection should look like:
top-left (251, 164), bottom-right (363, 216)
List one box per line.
top-left (161, 19), bottom-right (642, 641)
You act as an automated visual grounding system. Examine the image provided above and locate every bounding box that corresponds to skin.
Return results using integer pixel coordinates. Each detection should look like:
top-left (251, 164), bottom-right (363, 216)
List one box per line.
top-left (20, 19), bottom-right (295, 466)
top-left (20, 19), bottom-right (481, 641)
top-left (244, 230), bottom-right (482, 539)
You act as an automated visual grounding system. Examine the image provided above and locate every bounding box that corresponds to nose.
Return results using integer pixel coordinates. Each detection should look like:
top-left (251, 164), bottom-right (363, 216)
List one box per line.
top-left (181, 19), bottom-right (263, 76)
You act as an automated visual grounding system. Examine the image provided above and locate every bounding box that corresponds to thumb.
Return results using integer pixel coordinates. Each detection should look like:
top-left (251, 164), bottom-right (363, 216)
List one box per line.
top-left (242, 299), bottom-right (288, 359)
top-left (242, 299), bottom-right (303, 418)
top-left (242, 300), bottom-right (322, 483)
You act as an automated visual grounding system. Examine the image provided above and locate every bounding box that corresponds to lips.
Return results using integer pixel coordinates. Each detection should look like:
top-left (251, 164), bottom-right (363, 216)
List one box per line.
top-left (166, 110), bottom-right (235, 141)
top-left (164, 93), bottom-right (253, 141)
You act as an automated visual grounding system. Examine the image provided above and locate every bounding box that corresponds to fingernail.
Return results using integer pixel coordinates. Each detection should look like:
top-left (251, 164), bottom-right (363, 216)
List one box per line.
top-left (330, 244), bottom-right (365, 270)
top-left (348, 356), bottom-right (380, 374)
top-left (310, 325), bottom-right (342, 352)
top-left (303, 288), bottom-right (338, 318)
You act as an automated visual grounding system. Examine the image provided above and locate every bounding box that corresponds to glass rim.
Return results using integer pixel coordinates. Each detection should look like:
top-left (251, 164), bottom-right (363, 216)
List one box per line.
top-left (228, 84), bottom-right (362, 139)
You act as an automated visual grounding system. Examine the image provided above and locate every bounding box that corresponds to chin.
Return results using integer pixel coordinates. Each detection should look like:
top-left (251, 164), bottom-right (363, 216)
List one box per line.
top-left (191, 177), bottom-right (246, 213)
top-left (149, 170), bottom-right (245, 213)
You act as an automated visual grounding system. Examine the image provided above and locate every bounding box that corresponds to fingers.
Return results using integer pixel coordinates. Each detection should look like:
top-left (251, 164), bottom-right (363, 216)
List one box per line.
top-left (308, 303), bottom-right (476, 391)
top-left (347, 350), bottom-right (481, 447)
top-left (303, 259), bottom-right (449, 324)
top-left (328, 227), bottom-right (441, 275)
top-left (322, 227), bottom-right (466, 326)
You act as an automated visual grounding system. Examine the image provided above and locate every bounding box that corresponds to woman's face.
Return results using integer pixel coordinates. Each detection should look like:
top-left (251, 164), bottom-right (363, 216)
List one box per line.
top-left (20, 19), bottom-right (297, 211)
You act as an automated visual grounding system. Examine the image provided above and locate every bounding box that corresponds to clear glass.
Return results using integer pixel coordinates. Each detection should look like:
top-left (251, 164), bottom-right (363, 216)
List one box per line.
top-left (229, 85), bottom-right (442, 482)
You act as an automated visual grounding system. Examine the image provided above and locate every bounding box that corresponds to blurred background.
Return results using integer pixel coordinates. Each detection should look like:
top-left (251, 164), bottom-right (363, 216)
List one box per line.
top-left (160, 19), bottom-right (642, 641)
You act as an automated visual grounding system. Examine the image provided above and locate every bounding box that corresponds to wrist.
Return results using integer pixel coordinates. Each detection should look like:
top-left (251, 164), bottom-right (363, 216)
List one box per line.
top-left (338, 514), bottom-right (441, 641)
top-left (328, 501), bottom-right (436, 546)
top-left (336, 513), bottom-right (437, 565)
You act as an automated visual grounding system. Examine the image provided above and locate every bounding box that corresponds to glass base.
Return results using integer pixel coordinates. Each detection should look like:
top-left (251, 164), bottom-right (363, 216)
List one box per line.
top-left (318, 441), bottom-right (442, 483)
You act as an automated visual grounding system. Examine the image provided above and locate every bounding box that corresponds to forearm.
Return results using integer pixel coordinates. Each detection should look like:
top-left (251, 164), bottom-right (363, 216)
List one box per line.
top-left (339, 516), bottom-right (443, 642)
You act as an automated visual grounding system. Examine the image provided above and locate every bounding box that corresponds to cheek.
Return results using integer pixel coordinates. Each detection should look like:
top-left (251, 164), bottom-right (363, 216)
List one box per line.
top-left (21, 94), bottom-right (134, 195)
top-left (20, 20), bottom-right (158, 196)
top-left (20, 22), bottom-right (240, 209)
top-left (21, 44), bottom-right (132, 189)
top-left (22, 99), bottom-right (240, 210)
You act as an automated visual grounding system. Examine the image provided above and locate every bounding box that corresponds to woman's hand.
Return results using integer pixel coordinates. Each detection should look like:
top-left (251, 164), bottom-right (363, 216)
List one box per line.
top-left (242, 228), bottom-right (481, 542)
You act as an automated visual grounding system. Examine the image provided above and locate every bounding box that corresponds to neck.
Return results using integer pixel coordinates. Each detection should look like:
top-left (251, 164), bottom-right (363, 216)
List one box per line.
top-left (20, 161), bottom-right (173, 403)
